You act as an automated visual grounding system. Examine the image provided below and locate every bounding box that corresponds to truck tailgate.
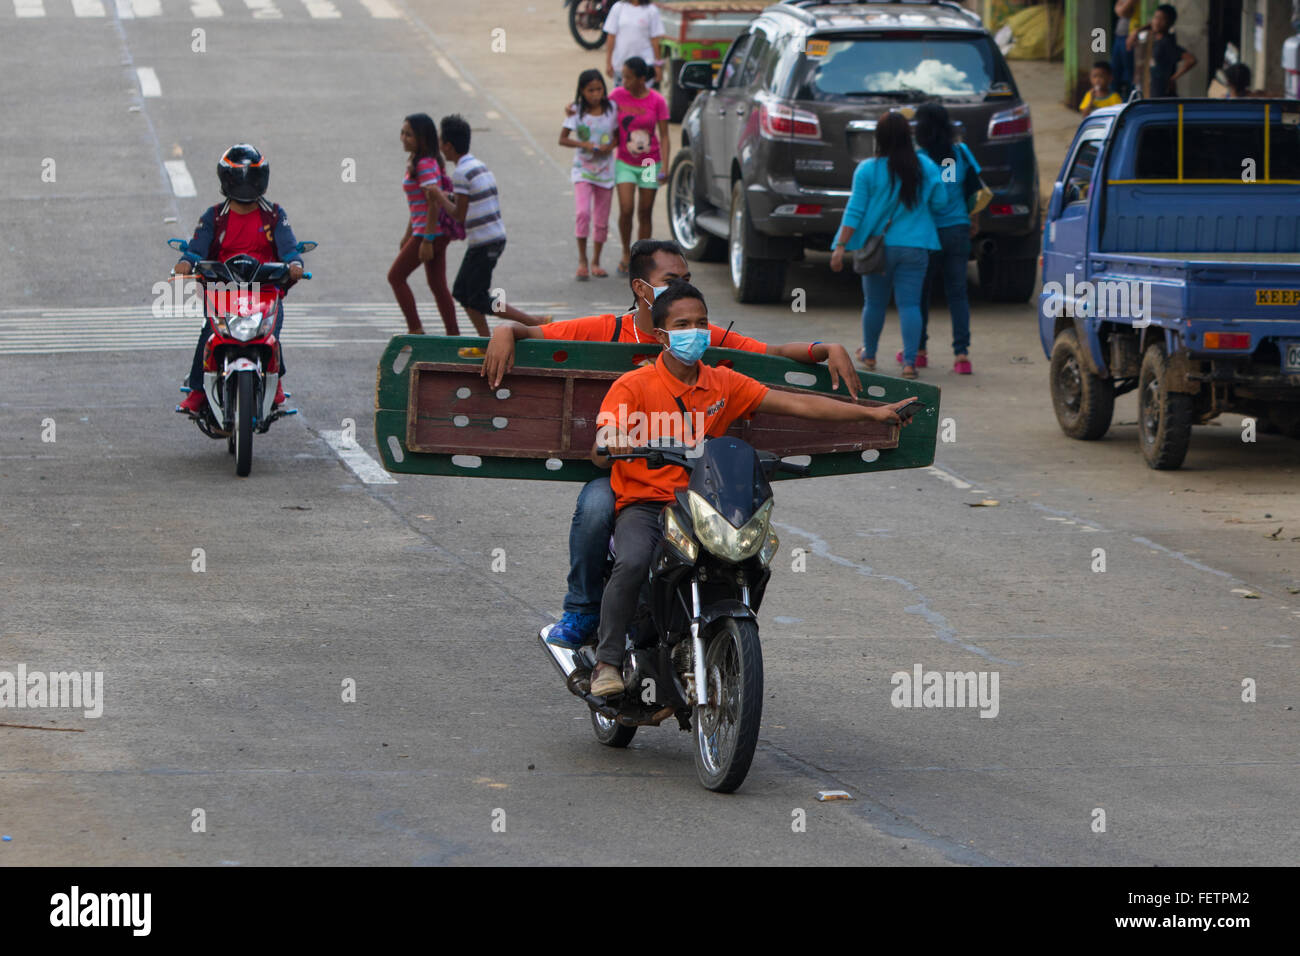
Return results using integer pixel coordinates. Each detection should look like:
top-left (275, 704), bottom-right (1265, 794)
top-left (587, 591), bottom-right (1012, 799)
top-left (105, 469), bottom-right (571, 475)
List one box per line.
top-left (1091, 253), bottom-right (1300, 322)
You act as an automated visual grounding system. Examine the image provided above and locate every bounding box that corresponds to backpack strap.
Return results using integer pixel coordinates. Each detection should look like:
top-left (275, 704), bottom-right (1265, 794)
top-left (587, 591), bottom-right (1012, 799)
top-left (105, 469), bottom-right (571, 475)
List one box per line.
top-left (672, 394), bottom-right (693, 445)
top-left (611, 314), bottom-right (623, 342)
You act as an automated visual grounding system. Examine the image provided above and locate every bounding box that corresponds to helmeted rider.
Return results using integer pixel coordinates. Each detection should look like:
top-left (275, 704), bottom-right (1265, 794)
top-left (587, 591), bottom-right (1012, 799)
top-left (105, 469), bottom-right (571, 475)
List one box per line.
top-left (174, 144), bottom-right (304, 415)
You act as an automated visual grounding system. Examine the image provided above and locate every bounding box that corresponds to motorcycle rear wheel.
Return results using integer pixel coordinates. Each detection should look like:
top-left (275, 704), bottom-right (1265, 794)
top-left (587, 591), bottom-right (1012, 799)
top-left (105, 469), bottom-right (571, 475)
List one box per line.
top-left (590, 707), bottom-right (636, 748)
top-left (694, 618), bottom-right (763, 793)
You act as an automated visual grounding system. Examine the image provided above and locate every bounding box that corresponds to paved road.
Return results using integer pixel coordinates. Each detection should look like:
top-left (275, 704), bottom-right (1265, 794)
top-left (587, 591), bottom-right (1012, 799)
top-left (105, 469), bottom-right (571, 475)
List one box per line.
top-left (1, 1), bottom-right (1296, 866)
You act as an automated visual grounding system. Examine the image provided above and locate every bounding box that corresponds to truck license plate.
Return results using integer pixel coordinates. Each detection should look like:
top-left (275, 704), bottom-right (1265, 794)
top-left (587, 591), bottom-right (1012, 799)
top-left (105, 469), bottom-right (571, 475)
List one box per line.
top-left (1285, 342), bottom-right (1300, 373)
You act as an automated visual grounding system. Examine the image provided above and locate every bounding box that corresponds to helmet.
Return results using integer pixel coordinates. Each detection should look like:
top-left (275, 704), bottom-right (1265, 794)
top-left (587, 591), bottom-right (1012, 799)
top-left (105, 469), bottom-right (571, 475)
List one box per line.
top-left (217, 144), bottom-right (269, 202)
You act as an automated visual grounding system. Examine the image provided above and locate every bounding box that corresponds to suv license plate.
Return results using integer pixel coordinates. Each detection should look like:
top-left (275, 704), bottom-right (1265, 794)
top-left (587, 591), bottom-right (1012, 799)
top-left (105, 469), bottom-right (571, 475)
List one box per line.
top-left (1284, 342), bottom-right (1300, 373)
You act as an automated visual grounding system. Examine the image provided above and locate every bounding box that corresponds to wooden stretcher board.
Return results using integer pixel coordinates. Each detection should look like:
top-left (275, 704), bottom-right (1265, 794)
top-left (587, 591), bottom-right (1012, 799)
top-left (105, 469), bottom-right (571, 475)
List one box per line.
top-left (374, 335), bottom-right (941, 482)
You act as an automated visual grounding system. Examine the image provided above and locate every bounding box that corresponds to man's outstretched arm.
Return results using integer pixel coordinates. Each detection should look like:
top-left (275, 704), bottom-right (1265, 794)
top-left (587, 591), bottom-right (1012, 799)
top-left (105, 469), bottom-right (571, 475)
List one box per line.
top-left (759, 389), bottom-right (914, 424)
top-left (483, 321), bottom-right (545, 387)
top-left (765, 341), bottom-right (860, 397)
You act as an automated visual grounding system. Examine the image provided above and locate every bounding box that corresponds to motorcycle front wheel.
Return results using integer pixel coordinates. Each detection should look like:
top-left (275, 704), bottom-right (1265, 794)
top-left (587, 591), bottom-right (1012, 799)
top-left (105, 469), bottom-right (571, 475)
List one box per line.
top-left (233, 370), bottom-right (255, 477)
top-left (694, 618), bottom-right (763, 793)
top-left (567, 0), bottom-right (607, 50)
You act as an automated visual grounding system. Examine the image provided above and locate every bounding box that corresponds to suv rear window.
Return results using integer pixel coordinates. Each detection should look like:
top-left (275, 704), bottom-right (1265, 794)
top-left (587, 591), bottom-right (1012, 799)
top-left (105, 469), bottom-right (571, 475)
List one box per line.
top-left (791, 33), bottom-right (1006, 99)
top-left (1132, 121), bottom-right (1300, 180)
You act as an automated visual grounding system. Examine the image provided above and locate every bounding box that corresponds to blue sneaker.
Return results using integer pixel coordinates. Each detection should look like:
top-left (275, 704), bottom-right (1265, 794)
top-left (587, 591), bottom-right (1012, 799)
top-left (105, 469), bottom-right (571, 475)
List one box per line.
top-left (544, 612), bottom-right (598, 649)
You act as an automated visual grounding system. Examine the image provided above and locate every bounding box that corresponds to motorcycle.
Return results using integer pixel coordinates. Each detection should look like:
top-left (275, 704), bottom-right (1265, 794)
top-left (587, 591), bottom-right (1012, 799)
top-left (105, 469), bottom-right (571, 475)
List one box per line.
top-left (539, 436), bottom-right (809, 792)
top-left (564, 0), bottom-right (611, 51)
top-left (166, 237), bottom-right (316, 477)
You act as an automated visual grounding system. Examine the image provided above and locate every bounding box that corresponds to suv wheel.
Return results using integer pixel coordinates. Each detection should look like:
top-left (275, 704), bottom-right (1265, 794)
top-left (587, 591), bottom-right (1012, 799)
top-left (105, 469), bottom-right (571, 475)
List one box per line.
top-left (728, 180), bottom-right (786, 304)
top-left (668, 153), bottom-right (725, 262)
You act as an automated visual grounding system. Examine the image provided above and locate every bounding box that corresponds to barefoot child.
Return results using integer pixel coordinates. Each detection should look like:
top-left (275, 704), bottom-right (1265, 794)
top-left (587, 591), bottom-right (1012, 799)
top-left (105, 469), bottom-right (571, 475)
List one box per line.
top-left (560, 70), bottom-right (618, 281)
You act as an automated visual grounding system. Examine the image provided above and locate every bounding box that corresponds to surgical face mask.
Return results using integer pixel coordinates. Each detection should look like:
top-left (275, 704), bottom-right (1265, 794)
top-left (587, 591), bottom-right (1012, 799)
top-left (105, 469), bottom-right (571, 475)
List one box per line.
top-left (636, 280), bottom-right (669, 307)
top-left (663, 327), bottom-right (710, 364)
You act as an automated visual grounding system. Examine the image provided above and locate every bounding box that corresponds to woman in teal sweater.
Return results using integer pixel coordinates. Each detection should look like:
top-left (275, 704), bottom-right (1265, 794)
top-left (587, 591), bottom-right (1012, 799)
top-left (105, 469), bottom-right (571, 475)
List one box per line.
top-left (830, 112), bottom-right (945, 379)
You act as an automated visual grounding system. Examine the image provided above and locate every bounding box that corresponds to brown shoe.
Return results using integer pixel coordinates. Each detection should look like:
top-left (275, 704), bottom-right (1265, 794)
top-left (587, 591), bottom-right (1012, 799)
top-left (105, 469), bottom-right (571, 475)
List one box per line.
top-left (590, 662), bottom-right (625, 697)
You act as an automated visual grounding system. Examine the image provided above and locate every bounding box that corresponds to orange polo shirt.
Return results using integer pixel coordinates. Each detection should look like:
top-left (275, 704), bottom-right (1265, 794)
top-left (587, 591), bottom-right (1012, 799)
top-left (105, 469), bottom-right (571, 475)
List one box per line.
top-left (541, 312), bottom-right (768, 353)
top-left (600, 353), bottom-right (769, 510)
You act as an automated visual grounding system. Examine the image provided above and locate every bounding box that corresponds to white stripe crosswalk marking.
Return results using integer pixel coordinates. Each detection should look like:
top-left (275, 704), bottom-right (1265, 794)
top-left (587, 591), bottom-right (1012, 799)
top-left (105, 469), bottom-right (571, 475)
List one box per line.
top-left (357, 0), bottom-right (399, 17)
top-left (137, 67), bottom-right (162, 98)
top-left (72, 0), bottom-right (106, 15)
top-left (243, 0), bottom-right (282, 18)
top-left (113, 0), bottom-right (132, 16)
top-left (164, 160), bottom-right (197, 197)
top-left (302, 0), bottom-right (340, 17)
top-left (129, 0), bottom-right (161, 15)
top-left (191, 0), bottom-right (222, 15)
top-left (13, 0), bottom-right (46, 16)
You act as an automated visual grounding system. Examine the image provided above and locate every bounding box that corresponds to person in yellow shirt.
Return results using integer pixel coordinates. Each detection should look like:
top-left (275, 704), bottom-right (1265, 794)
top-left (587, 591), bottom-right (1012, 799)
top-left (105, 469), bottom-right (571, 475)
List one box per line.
top-left (1080, 61), bottom-right (1124, 115)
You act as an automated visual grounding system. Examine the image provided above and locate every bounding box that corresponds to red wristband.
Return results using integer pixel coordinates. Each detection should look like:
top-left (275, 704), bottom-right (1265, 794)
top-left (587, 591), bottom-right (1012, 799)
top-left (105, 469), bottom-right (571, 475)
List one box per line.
top-left (808, 341), bottom-right (822, 360)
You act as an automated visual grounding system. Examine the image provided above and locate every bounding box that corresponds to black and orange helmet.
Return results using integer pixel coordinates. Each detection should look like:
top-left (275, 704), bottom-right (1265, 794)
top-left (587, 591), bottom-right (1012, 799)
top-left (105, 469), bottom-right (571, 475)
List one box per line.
top-left (217, 144), bottom-right (269, 202)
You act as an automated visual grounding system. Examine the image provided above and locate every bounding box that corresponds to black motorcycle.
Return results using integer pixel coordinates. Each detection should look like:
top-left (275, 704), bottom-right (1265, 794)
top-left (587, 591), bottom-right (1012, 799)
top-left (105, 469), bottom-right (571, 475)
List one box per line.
top-left (539, 436), bottom-right (808, 792)
top-left (564, 0), bottom-right (611, 50)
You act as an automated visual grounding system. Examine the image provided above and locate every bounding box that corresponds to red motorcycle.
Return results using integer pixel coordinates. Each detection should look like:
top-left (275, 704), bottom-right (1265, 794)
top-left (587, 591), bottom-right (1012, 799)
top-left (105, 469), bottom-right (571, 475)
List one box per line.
top-left (167, 238), bottom-right (316, 476)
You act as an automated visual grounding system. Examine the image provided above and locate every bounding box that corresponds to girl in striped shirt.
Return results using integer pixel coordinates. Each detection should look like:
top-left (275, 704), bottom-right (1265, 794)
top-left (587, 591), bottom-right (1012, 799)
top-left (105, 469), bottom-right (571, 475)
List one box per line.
top-left (389, 113), bottom-right (459, 335)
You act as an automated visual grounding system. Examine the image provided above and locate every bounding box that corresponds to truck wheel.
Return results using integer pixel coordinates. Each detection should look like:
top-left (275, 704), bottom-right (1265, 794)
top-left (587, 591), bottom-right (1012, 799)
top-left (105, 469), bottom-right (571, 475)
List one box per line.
top-left (978, 254), bottom-right (1038, 303)
top-left (1050, 328), bottom-right (1114, 440)
top-left (1138, 343), bottom-right (1194, 470)
top-left (668, 152), bottom-right (725, 262)
top-left (665, 58), bottom-right (693, 123)
top-left (728, 180), bottom-right (786, 304)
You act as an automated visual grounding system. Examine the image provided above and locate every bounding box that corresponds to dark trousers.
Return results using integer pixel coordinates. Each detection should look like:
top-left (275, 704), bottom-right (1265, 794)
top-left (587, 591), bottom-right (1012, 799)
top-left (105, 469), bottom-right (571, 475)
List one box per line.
top-left (595, 502), bottom-right (662, 668)
top-left (451, 239), bottom-right (506, 316)
top-left (187, 301), bottom-right (285, 391)
top-left (388, 234), bottom-right (458, 334)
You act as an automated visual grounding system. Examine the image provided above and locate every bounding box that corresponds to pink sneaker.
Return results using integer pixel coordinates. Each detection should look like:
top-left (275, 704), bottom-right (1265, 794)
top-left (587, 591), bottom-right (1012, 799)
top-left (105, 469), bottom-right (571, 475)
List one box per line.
top-left (896, 350), bottom-right (928, 368)
top-left (954, 358), bottom-right (973, 375)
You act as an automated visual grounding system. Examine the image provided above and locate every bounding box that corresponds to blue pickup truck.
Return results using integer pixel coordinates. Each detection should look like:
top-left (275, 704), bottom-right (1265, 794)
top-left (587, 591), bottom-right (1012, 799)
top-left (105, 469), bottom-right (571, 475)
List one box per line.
top-left (1038, 98), bottom-right (1300, 469)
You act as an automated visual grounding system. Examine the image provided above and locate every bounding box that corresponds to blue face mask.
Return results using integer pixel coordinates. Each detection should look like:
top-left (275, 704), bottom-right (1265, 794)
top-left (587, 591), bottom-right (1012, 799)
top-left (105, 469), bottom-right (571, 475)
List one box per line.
top-left (638, 280), bottom-right (669, 307)
top-left (664, 328), bottom-right (710, 364)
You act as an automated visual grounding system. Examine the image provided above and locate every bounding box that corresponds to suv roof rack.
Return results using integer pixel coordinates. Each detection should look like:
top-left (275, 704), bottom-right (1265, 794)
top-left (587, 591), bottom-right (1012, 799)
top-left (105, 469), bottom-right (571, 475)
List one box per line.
top-left (776, 1), bottom-right (982, 27)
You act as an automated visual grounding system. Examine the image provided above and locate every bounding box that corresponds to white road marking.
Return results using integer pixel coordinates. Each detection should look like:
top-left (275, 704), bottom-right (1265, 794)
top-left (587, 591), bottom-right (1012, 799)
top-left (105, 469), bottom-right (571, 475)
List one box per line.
top-left (163, 160), bottom-right (197, 198)
top-left (113, 0), bottom-right (132, 16)
top-left (137, 67), bottom-right (162, 98)
top-left (191, 0), bottom-right (222, 15)
top-left (13, 0), bottom-right (45, 16)
top-left (72, 0), bottom-right (106, 15)
top-left (357, 0), bottom-right (399, 17)
top-left (130, 0), bottom-right (161, 15)
top-left (433, 53), bottom-right (474, 95)
top-left (301, 0), bottom-right (339, 17)
top-left (243, 0), bottom-right (281, 18)
top-left (321, 431), bottom-right (397, 484)
top-left (922, 465), bottom-right (971, 490)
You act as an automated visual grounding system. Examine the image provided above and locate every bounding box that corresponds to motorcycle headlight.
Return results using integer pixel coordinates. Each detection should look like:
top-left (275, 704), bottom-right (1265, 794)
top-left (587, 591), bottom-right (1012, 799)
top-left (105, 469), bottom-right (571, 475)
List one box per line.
top-left (687, 491), bottom-right (772, 563)
top-left (663, 507), bottom-right (698, 563)
top-left (758, 530), bottom-right (780, 569)
top-left (228, 311), bottom-right (264, 341)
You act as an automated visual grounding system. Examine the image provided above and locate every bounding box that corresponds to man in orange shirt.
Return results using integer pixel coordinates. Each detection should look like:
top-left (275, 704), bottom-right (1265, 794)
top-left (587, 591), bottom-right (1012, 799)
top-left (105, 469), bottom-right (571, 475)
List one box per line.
top-left (480, 238), bottom-right (859, 393)
top-left (503, 239), bottom-right (860, 651)
top-left (588, 280), bottom-right (913, 696)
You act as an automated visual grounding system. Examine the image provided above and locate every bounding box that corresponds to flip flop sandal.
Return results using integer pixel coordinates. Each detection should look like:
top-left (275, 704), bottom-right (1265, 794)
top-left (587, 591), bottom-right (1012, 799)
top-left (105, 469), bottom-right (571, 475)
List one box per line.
top-left (591, 266), bottom-right (608, 277)
top-left (855, 347), bottom-right (877, 370)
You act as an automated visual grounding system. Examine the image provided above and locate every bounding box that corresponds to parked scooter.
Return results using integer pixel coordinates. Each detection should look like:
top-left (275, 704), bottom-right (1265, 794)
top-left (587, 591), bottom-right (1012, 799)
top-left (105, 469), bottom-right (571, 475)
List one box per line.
top-left (539, 435), bottom-right (808, 793)
top-left (167, 238), bottom-right (315, 476)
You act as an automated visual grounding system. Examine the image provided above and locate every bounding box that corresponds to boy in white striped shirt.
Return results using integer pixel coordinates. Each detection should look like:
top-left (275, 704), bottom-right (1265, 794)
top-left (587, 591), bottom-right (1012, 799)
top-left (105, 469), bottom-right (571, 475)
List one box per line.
top-left (429, 114), bottom-right (549, 335)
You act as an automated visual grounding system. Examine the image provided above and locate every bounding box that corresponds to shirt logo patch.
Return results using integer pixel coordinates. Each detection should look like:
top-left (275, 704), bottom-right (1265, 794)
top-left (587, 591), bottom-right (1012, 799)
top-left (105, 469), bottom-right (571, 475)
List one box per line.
top-left (706, 398), bottom-right (726, 417)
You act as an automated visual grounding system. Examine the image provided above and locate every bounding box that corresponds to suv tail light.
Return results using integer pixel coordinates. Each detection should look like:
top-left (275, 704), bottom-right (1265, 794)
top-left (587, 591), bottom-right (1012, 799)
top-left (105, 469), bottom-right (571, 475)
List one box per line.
top-left (988, 103), bottom-right (1032, 141)
top-left (759, 101), bottom-right (821, 141)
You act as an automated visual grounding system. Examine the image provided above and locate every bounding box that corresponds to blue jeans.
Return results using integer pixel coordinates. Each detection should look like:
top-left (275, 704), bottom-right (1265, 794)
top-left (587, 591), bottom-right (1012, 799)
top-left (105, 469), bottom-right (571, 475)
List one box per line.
top-left (562, 476), bottom-right (616, 616)
top-left (861, 245), bottom-right (930, 367)
top-left (919, 224), bottom-right (972, 356)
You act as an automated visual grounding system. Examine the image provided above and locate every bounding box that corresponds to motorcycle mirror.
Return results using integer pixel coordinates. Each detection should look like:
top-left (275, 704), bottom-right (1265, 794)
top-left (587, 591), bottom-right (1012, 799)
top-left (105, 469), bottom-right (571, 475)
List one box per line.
top-left (296, 241), bottom-right (318, 253)
top-left (167, 238), bottom-right (188, 251)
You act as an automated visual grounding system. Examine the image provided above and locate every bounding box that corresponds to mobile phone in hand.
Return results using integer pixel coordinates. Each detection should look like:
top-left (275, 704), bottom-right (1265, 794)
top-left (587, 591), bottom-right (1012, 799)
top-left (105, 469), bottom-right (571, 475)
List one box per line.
top-left (896, 400), bottom-right (925, 421)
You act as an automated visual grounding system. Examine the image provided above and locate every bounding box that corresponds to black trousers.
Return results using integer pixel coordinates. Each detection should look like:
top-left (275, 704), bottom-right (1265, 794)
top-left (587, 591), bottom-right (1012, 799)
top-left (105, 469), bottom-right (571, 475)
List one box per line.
top-left (595, 502), bottom-right (662, 668)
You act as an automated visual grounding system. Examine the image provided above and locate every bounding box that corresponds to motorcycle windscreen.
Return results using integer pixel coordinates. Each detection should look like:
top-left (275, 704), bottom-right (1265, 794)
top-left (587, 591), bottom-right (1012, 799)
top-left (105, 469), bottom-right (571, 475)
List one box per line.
top-left (687, 436), bottom-right (772, 528)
